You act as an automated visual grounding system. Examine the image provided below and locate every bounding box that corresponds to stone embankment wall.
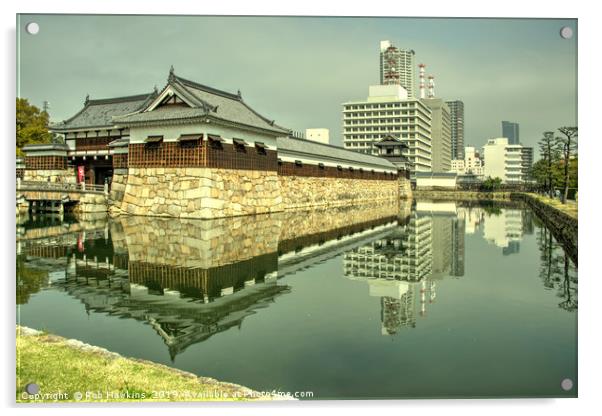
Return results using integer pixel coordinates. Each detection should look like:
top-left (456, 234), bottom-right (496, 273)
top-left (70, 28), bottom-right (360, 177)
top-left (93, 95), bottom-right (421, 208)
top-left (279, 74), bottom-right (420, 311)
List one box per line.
top-left (72, 193), bottom-right (109, 214)
top-left (399, 176), bottom-right (412, 200)
top-left (23, 169), bottom-right (76, 183)
top-left (513, 193), bottom-right (578, 265)
top-left (109, 173), bottom-right (128, 205)
top-left (278, 176), bottom-right (398, 211)
top-left (112, 167), bottom-right (405, 219)
top-left (114, 168), bottom-right (282, 219)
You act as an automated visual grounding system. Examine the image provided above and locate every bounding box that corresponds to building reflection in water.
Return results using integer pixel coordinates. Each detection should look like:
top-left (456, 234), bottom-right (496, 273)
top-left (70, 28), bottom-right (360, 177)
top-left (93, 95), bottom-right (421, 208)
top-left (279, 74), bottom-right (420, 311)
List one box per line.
top-left (17, 202), bottom-right (404, 358)
top-left (344, 201), bottom-right (466, 335)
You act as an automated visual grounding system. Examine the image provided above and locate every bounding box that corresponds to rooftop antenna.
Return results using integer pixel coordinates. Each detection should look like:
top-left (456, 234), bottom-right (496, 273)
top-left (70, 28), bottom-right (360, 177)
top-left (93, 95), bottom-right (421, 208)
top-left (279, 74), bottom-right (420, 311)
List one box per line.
top-left (418, 64), bottom-right (426, 99)
top-left (427, 75), bottom-right (435, 98)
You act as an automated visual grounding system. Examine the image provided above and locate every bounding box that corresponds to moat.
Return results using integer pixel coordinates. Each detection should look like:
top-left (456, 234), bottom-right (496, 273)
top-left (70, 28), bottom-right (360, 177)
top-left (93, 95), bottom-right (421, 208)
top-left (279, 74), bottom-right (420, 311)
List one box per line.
top-left (16, 200), bottom-right (577, 399)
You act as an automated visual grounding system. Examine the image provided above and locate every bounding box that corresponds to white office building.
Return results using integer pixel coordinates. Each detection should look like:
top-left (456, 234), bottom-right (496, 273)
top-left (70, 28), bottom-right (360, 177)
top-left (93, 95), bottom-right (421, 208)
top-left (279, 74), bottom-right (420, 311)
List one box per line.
top-left (342, 84), bottom-right (432, 174)
top-left (482, 137), bottom-right (524, 183)
top-left (305, 128), bottom-right (330, 144)
top-left (451, 146), bottom-right (484, 176)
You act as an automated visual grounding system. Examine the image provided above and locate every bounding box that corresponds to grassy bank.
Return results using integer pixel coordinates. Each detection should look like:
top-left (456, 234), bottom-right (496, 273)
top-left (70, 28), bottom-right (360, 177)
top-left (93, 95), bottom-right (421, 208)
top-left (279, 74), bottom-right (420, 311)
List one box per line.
top-left (523, 193), bottom-right (577, 220)
top-left (414, 189), bottom-right (578, 220)
top-left (17, 327), bottom-right (278, 403)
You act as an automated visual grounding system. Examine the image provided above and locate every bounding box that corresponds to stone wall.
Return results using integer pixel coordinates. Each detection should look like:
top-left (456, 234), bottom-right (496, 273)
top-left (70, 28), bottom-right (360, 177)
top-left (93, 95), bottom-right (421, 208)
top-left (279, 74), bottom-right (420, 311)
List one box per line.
top-left (399, 176), bottom-right (412, 199)
top-left (72, 193), bottom-right (109, 214)
top-left (109, 173), bottom-right (128, 205)
top-left (278, 176), bottom-right (398, 211)
top-left (513, 193), bottom-right (578, 266)
top-left (23, 169), bottom-right (76, 183)
top-left (116, 167), bottom-right (282, 219)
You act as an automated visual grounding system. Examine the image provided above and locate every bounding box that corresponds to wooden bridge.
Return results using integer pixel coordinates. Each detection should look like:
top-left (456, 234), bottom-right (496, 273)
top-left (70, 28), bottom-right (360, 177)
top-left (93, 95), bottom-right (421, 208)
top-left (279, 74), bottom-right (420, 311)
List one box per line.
top-left (17, 179), bottom-right (110, 214)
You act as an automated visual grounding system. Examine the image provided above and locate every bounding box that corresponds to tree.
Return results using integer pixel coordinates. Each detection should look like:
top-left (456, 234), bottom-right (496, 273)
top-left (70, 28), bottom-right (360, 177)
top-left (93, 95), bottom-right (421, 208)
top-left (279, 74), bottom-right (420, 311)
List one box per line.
top-left (538, 131), bottom-right (558, 197)
top-left (16, 98), bottom-right (52, 156)
top-left (555, 127), bottom-right (578, 204)
top-left (481, 176), bottom-right (503, 192)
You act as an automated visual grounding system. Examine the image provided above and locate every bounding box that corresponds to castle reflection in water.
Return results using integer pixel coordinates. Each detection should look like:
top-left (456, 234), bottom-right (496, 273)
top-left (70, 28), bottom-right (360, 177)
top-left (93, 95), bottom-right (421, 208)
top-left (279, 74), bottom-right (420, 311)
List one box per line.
top-left (17, 199), bottom-right (538, 358)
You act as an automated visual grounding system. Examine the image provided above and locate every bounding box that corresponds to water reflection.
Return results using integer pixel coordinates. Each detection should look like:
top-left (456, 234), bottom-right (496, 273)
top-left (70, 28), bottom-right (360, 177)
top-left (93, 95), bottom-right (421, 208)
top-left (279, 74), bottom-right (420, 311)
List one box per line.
top-left (16, 199), bottom-right (577, 361)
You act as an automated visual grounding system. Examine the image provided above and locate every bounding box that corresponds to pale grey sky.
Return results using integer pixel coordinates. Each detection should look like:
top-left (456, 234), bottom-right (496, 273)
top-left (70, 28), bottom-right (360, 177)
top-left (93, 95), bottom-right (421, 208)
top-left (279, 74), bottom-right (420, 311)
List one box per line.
top-left (17, 15), bottom-right (577, 152)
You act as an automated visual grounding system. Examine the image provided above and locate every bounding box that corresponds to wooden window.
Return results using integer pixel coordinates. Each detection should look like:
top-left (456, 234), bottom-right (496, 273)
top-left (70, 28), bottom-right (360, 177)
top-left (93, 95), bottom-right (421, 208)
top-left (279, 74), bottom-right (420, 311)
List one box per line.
top-left (208, 134), bottom-right (224, 150)
top-left (233, 138), bottom-right (247, 153)
top-left (255, 142), bottom-right (267, 156)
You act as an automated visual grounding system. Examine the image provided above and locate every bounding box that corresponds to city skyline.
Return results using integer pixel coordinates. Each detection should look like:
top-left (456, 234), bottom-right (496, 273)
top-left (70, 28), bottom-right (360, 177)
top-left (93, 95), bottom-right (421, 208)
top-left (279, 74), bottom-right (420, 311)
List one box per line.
top-left (18, 15), bottom-right (576, 152)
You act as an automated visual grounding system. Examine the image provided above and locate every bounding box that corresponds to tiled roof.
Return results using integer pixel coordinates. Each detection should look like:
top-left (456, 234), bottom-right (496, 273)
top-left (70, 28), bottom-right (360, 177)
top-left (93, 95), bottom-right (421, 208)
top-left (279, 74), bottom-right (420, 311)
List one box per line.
top-left (114, 72), bottom-right (290, 135)
top-left (50, 93), bottom-right (157, 131)
top-left (415, 172), bottom-right (457, 177)
top-left (277, 136), bottom-right (397, 170)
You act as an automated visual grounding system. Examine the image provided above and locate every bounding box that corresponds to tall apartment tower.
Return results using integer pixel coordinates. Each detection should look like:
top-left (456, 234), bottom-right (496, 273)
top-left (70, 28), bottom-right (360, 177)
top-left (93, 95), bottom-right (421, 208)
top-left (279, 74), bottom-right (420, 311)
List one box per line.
top-left (380, 40), bottom-right (416, 97)
top-left (446, 100), bottom-right (465, 160)
top-left (502, 121), bottom-right (520, 145)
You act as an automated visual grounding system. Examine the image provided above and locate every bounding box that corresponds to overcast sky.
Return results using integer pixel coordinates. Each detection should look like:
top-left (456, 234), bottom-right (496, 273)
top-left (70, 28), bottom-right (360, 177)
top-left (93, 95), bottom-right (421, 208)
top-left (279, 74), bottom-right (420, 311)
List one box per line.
top-left (17, 15), bottom-right (577, 152)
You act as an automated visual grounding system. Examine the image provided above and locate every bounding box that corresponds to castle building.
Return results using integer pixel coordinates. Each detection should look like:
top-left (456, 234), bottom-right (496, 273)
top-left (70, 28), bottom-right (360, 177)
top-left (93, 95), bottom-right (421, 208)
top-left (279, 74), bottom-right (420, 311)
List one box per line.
top-left (23, 68), bottom-right (411, 219)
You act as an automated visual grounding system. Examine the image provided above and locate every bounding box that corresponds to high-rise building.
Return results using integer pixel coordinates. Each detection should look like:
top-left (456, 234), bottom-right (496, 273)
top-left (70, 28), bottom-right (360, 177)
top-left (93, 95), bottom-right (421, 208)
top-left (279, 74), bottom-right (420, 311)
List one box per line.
top-left (521, 146), bottom-right (533, 181)
top-left (420, 98), bottom-right (451, 172)
top-left (342, 84), bottom-right (433, 174)
top-left (379, 40), bottom-right (416, 97)
top-left (446, 100), bottom-right (465, 159)
top-left (502, 121), bottom-right (520, 145)
top-left (482, 137), bottom-right (524, 183)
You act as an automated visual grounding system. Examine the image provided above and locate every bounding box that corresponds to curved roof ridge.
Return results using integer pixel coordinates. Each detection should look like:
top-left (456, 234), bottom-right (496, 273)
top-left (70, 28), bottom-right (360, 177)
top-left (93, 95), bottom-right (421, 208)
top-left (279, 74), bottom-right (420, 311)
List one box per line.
top-left (170, 78), bottom-right (215, 112)
top-left (277, 136), bottom-right (397, 169)
top-left (87, 92), bottom-right (156, 105)
top-left (173, 74), bottom-right (240, 101)
top-left (238, 98), bottom-right (288, 131)
top-left (281, 135), bottom-right (390, 163)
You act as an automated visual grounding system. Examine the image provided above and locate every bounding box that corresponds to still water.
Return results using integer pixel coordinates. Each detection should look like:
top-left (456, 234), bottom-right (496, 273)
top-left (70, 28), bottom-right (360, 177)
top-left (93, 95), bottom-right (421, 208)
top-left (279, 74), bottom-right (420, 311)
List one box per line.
top-left (16, 200), bottom-right (577, 399)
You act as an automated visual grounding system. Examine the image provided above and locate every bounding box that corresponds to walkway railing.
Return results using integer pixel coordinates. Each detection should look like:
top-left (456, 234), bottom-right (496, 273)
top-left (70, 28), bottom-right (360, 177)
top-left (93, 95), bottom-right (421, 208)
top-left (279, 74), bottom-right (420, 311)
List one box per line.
top-left (17, 179), bottom-right (109, 195)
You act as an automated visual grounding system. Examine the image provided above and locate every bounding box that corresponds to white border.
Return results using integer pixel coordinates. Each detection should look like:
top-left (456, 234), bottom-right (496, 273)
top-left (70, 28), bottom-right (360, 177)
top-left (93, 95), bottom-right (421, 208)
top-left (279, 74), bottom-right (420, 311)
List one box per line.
top-left (3, 2), bottom-right (599, 416)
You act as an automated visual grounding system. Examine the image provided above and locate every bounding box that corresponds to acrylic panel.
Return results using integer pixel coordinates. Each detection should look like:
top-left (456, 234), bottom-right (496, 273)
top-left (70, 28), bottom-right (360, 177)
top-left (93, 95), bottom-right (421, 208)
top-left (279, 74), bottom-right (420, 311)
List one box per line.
top-left (16, 14), bottom-right (578, 402)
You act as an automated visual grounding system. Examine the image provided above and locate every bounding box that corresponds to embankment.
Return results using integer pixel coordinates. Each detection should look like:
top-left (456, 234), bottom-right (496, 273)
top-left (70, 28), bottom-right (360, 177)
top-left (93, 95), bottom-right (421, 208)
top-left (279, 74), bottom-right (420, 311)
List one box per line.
top-left (16, 326), bottom-right (289, 403)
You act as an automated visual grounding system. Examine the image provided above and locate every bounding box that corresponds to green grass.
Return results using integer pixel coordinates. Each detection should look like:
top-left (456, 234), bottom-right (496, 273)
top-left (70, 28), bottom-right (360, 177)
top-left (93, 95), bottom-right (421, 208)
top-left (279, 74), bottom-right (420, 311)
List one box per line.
top-left (16, 327), bottom-right (270, 403)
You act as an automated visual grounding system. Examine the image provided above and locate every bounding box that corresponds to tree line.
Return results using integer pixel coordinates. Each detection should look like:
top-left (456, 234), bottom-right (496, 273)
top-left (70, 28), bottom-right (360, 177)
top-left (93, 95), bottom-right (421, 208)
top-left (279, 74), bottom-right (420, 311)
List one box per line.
top-left (531, 127), bottom-right (578, 204)
top-left (16, 98), bottom-right (53, 156)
